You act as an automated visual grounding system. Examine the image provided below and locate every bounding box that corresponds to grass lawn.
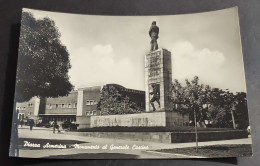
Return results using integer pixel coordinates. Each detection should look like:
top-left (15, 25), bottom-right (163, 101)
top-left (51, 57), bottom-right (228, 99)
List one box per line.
top-left (19, 138), bottom-right (87, 150)
top-left (156, 144), bottom-right (252, 158)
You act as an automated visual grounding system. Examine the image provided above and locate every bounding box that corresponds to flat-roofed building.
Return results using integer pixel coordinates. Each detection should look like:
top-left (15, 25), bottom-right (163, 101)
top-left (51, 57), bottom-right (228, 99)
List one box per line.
top-left (16, 97), bottom-right (40, 121)
top-left (39, 90), bottom-right (78, 124)
top-left (16, 84), bottom-right (145, 125)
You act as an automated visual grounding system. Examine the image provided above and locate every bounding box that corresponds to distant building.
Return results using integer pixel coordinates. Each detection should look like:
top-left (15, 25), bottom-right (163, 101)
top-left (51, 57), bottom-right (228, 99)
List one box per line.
top-left (16, 97), bottom-right (40, 121)
top-left (16, 84), bottom-right (145, 125)
top-left (38, 90), bottom-right (78, 124)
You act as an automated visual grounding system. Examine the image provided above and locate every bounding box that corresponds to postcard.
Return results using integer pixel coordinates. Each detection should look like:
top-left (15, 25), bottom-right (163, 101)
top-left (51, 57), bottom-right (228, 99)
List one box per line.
top-left (9, 7), bottom-right (252, 159)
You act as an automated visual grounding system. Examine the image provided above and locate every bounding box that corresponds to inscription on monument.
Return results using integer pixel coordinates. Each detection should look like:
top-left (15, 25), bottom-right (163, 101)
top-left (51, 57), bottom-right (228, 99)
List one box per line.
top-left (145, 49), bottom-right (172, 112)
top-left (92, 116), bottom-right (152, 127)
top-left (147, 52), bottom-right (161, 78)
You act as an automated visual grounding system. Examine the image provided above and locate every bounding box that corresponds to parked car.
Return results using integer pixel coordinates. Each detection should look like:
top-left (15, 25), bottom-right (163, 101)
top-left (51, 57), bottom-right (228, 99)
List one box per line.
top-left (61, 121), bottom-right (78, 130)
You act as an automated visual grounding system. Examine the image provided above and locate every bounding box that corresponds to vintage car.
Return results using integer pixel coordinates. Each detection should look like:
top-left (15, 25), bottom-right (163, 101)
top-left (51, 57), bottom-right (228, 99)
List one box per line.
top-left (61, 121), bottom-right (78, 130)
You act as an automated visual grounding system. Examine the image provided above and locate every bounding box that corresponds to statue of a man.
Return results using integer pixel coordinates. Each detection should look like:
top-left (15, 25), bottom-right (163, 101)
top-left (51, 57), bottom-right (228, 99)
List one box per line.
top-left (149, 21), bottom-right (159, 51)
top-left (150, 83), bottom-right (160, 111)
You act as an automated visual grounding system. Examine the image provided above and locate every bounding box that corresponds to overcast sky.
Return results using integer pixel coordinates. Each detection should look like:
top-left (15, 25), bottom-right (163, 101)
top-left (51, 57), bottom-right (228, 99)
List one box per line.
top-left (23, 8), bottom-right (247, 93)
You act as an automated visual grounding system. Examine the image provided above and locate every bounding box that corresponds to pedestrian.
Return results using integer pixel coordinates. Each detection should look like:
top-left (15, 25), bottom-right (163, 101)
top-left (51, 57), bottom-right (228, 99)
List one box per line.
top-left (20, 119), bottom-right (24, 127)
top-left (53, 120), bottom-right (57, 133)
top-left (29, 119), bottom-right (34, 131)
top-left (56, 124), bottom-right (61, 133)
top-left (19, 120), bottom-right (22, 127)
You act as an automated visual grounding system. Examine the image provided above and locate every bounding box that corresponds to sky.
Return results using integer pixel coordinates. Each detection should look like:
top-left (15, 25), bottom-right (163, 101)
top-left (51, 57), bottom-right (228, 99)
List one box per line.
top-left (23, 8), bottom-right (247, 93)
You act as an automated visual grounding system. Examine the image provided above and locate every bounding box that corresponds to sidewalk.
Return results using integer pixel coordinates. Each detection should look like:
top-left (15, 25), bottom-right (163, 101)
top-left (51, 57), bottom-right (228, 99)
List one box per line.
top-left (18, 126), bottom-right (252, 159)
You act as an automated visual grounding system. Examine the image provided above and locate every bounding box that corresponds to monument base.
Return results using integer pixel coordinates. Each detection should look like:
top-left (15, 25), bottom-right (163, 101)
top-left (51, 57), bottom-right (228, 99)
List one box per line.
top-left (76, 111), bottom-right (189, 130)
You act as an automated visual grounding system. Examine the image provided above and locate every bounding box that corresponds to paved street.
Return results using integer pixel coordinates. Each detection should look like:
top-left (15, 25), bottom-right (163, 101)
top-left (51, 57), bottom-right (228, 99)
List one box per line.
top-left (18, 126), bottom-right (252, 159)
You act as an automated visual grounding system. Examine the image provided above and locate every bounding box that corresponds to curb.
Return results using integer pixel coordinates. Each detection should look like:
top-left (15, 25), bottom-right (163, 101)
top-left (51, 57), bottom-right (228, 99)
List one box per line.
top-left (142, 150), bottom-right (207, 158)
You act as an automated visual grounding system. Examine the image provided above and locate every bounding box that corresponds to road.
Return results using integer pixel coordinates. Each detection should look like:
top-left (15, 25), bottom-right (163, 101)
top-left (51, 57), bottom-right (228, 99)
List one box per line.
top-left (17, 126), bottom-right (252, 159)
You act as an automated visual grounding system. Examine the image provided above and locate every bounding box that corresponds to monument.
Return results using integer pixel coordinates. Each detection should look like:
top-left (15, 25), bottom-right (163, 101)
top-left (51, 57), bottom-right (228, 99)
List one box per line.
top-left (145, 21), bottom-right (172, 112)
top-left (76, 21), bottom-right (188, 129)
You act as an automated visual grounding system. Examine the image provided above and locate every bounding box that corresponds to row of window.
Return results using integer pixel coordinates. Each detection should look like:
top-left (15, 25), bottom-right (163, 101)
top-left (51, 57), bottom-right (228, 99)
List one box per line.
top-left (47, 103), bottom-right (77, 109)
top-left (85, 110), bottom-right (97, 116)
top-left (16, 107), bottom-right (26, 110)
top-left (43, 116), bottom-right (76, 122)
top-left (47, 100), bottom-right (97, 109)
top-left (86, 100), bottom-right (97, 105)
top-left (16, 103), bottom-right (33, 110)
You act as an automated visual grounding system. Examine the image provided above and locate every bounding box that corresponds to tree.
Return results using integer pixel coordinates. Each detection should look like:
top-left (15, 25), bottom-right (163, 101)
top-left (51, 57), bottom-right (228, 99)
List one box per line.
top-left (169, 79), bottom-right (189, 115)
top-left (207, 89), bottom-right (236, 128)
top-left (170, 76), bottom-right (211, 152)
top-left (207, 90), bottom-right (249, 129)
top-left (97, 85), bottom-right (143, 115)
top-left (170, 76), bottom-right (211, 123)
top-left (233, 92), bottom-right (249, 129)
top-left (170, 76), bottom-right (250, 151)
top-left (183, 76), bottom-right (211, 151)
top-left (10, 12), bottom-right (73, 156)
top-left (15, 12), bottom-right (73, 102)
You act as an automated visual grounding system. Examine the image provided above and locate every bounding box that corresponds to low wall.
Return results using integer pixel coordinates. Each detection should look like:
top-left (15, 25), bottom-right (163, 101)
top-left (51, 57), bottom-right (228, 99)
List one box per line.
top-left (67, 130), bottom-right (248, 144)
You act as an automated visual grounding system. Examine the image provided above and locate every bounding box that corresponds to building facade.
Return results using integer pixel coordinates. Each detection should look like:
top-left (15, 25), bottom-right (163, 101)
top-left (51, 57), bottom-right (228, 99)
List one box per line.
top-left (16, 97), bottom-right (40, 121)
top-left (16, 84), bottom-right (146, 125)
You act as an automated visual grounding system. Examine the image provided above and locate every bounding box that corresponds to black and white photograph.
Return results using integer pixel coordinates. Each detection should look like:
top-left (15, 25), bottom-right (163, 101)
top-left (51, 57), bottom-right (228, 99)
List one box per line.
top-left (9, 7), bottom-right (252, 159)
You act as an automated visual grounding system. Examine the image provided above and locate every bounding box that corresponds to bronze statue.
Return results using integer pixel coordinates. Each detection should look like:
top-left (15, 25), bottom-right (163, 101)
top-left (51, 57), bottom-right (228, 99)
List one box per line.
top-left (150, 83), bottom-right (160, 111)
top-left (149, 21), bottom-right (159, 51)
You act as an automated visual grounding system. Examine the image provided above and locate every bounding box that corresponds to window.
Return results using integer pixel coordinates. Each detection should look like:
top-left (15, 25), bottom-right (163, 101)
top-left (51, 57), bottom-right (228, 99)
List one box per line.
top-left (28, 103), bottom-right (33, 107)
top-left (18, 107), bottom-right (23, 110)
top-left (56, 104), bottom-right (58, 108)
top-left (61, 104), bottom-right (65, 108)
top-left (73, 103), bottom-right (77, 108)
top-left (68, 103), bottom-right (71, 108)
top-left (85, 110), bottom-right (97, 116)
top-left (47, 104), bottom-right (52, 109)
top-left (86, 100), bottom-right (96, 106)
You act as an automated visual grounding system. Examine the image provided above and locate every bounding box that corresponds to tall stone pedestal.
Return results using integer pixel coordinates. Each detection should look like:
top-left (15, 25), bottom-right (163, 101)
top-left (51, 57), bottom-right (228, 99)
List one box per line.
top-left (145, 48), bottom-right (172, 112)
